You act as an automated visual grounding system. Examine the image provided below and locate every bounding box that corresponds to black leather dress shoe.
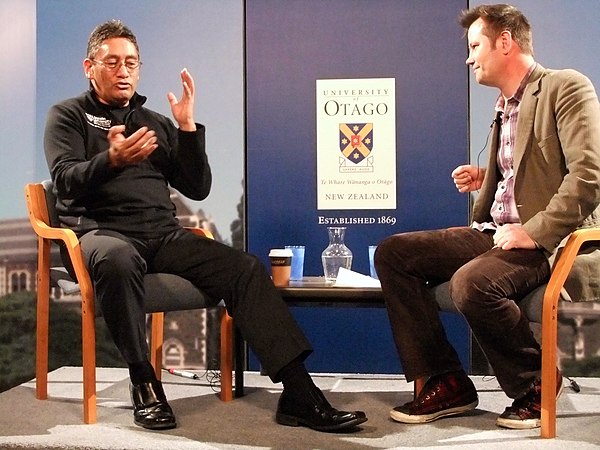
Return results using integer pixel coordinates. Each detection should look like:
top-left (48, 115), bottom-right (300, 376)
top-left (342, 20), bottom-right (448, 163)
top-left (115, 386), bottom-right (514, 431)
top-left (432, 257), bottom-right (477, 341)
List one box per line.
top-left (276, 387), bottom-right (367, 432)
top-left (130, 380), bottom-right (177, 430)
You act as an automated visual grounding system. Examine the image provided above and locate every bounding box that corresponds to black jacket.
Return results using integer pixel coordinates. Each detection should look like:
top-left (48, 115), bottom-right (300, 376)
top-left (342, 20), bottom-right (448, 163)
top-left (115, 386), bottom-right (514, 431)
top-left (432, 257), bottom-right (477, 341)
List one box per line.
top-left (44, 89), bottom-right (211, 239)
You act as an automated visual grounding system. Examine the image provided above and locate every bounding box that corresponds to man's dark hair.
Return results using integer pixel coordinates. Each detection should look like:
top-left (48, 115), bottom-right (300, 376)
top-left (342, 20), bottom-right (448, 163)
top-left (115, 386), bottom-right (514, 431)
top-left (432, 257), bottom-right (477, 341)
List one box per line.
top-left (86, 19), bottom-right (139, 59)
top-left (459, 4), bottom-right (533, 56)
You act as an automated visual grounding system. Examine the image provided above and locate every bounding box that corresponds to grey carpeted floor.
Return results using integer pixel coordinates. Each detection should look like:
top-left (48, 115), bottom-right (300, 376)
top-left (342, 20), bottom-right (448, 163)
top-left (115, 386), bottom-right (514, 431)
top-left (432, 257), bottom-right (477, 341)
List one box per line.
top-left (0, 367), bottom-right (598, 449)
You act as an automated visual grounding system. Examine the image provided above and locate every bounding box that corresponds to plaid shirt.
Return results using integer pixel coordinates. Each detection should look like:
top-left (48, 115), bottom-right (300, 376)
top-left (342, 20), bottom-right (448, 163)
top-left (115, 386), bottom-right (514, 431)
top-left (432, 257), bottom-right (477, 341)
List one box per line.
top-left (474, 64), bottom-right (537, 231)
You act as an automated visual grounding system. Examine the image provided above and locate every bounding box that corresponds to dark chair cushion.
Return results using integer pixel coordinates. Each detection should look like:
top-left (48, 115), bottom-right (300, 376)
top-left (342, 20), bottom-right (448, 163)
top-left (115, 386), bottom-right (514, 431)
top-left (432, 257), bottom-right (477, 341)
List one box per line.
top-left (144, 273), bottom-right (219, 312)
top-left (50, 267), bottom-right (219, 315)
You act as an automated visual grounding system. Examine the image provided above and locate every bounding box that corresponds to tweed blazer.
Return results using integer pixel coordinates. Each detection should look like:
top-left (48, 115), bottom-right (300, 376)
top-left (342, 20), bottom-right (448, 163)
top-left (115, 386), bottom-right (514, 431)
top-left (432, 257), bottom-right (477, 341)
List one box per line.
top-left (472, 64), bottom-right (600, 301)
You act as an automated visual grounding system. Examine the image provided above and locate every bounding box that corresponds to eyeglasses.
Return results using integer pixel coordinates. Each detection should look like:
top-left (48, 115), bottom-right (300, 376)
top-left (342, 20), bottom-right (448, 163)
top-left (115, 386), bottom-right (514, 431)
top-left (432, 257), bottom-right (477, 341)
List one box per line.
top-left (90, 58), bottom-right (142, 71)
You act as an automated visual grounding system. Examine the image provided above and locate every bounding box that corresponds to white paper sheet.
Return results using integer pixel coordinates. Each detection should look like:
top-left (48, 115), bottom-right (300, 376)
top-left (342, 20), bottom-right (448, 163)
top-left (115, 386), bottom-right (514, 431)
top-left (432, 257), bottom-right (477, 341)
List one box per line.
top-left (333, 268), bottom-right (381, 288)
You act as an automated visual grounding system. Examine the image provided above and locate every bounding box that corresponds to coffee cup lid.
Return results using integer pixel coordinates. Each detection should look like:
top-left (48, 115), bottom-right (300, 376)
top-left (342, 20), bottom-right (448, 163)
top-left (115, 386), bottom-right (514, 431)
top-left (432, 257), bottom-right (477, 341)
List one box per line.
top-left (269, 249), bottom-right (293, 257)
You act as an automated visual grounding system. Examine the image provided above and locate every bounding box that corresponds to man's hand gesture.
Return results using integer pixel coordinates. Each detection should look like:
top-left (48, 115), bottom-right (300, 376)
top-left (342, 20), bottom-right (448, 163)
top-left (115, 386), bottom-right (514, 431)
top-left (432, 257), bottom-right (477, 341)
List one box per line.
top-left (167, 68), bottom-right (196, 132)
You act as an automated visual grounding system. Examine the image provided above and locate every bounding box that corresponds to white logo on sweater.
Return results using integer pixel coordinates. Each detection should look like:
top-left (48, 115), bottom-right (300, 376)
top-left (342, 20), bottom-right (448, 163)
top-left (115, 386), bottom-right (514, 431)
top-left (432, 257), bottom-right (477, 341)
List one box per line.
top-left (85, 113), bottom-right (112, 130)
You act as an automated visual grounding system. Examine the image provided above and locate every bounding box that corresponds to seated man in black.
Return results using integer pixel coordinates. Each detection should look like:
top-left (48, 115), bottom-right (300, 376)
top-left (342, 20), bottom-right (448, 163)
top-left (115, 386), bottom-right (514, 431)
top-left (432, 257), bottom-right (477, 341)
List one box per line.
top-left (44, 19), bottom-right (367, 432)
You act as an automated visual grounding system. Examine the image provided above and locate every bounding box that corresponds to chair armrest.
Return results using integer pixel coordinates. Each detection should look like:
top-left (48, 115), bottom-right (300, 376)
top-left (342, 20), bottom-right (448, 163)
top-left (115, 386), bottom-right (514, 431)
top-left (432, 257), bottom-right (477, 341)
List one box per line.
top-left (27, 209), bottom-right (81, 250)
top-left (545, 227), bottom-right (600, 299)
top-left (25, 183), bottom-right (94, 303)
top-left (543, 227), bottom-right (600, 323)
top-left (185, 227), bottom-right (215, 240)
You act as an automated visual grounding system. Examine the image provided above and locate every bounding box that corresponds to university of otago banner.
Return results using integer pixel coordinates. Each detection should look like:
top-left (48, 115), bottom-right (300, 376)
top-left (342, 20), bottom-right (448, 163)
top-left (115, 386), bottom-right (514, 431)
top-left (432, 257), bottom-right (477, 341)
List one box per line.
top-left (316, 78), bottom-right (396, 210)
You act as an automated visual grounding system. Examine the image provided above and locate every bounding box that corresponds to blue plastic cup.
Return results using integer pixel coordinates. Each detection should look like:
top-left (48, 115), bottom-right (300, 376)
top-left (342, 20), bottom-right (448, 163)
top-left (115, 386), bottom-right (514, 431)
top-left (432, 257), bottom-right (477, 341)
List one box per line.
top-left (285, 245), bottom-right (305, 280)
top-left (368, 245), bottom-right (378, 279)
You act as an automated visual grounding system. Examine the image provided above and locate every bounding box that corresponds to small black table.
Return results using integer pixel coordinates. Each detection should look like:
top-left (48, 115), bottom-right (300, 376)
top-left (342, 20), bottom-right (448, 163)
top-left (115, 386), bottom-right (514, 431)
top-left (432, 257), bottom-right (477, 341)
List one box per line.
top-left (277, 276), bottom-right (384, 307)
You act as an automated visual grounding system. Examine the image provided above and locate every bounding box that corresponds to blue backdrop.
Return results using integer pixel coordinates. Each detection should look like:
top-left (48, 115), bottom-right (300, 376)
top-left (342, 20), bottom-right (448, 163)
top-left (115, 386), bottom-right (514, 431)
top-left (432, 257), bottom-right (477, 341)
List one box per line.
top-left (245, 0), bottom-right (470, 373)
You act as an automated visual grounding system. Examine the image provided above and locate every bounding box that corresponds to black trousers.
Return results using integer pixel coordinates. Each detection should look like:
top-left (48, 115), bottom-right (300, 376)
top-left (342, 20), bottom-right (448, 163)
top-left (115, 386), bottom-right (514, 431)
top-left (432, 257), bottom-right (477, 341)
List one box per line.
top-left (79, 228), bottom-right (312, 382)
top-left (374, 226), bottom-right (550, 399)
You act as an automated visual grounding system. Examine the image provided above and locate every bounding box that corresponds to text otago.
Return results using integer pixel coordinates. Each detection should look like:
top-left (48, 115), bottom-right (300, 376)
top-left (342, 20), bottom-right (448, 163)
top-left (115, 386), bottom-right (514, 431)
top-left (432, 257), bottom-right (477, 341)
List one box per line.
top-left (324, 101), bottom-right (389, 116)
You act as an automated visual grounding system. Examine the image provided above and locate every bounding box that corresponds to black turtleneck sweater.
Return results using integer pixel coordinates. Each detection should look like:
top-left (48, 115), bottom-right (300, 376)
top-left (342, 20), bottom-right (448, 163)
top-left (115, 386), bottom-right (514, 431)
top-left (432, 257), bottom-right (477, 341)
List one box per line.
top-left (44, 89), bottom-right (211, 239)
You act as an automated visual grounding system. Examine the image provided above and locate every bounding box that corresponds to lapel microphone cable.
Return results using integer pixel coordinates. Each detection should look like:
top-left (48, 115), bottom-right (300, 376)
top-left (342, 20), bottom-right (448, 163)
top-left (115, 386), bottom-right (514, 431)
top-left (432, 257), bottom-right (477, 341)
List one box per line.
top-left (473, 111), bottom-right (503, 190)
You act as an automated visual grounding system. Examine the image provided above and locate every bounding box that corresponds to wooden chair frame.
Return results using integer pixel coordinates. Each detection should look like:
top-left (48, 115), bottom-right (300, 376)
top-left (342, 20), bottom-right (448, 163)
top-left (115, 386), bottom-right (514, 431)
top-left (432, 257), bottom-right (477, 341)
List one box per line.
top-left (539, 227), bottom-right (600, 437)
top-left (25, 182), bottom-right (234, 424)
top-left (414, 226), bottom-right (600, 438)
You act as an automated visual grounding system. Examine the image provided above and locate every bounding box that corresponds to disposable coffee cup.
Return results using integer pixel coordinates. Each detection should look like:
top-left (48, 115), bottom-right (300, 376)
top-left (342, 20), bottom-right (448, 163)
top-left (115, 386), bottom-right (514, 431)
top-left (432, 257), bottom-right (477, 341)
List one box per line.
top-left (269, 249), bottom-right (293, 287)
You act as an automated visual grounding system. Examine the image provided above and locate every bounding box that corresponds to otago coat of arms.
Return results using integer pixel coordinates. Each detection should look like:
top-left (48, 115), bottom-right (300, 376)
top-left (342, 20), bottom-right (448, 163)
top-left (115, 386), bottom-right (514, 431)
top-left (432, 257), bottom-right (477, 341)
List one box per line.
top-left (339, 123), bottom-right (373, 164)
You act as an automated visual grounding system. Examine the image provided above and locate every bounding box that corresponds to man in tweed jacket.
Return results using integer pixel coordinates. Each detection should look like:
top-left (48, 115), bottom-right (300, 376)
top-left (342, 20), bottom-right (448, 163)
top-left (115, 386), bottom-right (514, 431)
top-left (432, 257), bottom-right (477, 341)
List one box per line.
top-left (375, 3), bottom-right (600, 430)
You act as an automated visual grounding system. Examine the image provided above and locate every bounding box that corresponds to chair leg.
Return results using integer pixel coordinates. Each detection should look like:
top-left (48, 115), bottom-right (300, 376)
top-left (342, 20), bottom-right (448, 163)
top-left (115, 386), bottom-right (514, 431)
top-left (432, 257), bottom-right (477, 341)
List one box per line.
top-left (541, 295), bottom-right (559, 438)
top-left (35, 239), bottom-right (51, 401)
top-left (81, 306), bottom-right (97, 424)
top-left (219, 309), bottom-right (234, 402)
top-left (79, 285), bottom-right (97, 425)
top-left (150, 312), bottom-right (165, 381)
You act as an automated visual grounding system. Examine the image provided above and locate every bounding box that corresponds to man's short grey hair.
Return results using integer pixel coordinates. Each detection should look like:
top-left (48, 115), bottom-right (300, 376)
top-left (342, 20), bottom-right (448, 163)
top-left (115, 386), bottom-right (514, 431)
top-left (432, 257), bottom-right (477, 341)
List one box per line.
top-left (86, 19), bottom-right (139, 59)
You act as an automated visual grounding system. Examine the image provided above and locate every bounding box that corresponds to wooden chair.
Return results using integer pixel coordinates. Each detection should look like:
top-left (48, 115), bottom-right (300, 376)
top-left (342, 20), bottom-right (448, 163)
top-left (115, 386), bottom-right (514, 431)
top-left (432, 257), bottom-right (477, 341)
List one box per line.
top-left (25, 181), bottom-right (236, 424)
top-left (420, 226), bottom-right (600, 438)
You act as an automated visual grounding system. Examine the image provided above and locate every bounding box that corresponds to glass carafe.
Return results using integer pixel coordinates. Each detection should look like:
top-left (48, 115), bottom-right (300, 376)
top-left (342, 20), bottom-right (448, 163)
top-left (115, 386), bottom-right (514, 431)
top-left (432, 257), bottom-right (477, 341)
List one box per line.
top-left (321, 227), bottom-right (353, 281)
